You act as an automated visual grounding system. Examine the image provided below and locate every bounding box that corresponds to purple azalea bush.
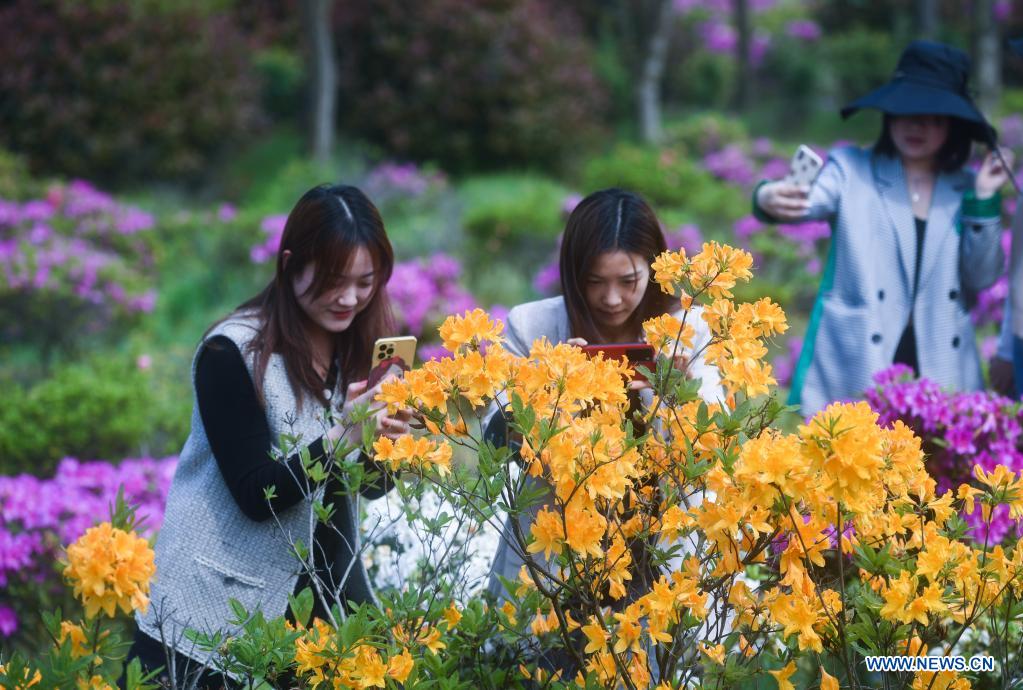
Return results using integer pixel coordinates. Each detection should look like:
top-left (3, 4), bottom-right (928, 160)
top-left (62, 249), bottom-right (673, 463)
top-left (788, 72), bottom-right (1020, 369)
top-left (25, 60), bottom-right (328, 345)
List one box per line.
top-left (866, 365), bottom-right (1023, 544)
top-left (0, 457), bottom-right (176, 643)
top-left (0, 181), bottom-right (157, 347)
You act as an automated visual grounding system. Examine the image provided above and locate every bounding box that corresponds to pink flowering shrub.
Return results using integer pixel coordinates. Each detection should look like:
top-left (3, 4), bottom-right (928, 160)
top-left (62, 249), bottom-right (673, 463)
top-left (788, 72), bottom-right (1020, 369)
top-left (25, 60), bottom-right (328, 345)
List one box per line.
top-left (867, 365), bottom-right (1023, 544)
top-left (0, 457), bottom-right (176, 651)
top-left (0, 180), bottom-right (157, 350)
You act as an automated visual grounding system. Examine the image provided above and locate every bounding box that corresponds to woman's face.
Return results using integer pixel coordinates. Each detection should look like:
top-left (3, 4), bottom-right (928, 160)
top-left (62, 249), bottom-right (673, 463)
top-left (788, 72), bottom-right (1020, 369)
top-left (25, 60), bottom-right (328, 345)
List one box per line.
top-left (584, 250), bottom-right (650, 336)
top-left (889, 115), bottom-right (949, 164)
top-left (292, 245), bottom-right (376, 335)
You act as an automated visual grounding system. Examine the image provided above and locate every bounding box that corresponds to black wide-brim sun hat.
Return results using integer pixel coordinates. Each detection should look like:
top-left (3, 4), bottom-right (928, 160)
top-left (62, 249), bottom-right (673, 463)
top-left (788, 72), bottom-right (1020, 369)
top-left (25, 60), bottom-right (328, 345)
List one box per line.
top-left (841, 39), bottom-right (996, 145)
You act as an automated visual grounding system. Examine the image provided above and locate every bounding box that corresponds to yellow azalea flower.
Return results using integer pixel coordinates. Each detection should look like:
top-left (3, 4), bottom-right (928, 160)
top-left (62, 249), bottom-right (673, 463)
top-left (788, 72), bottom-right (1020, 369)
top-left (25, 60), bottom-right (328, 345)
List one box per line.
top-left (527, 507), bottom-right (565, 559)
top-left (387, 648), bottom-right (414, 683)
top-left (742, 297), bottom-right (788, 337)
top-left (770, 661), bottom-right (798, 690)
top-left (438, 308), bottom-right (503, 352)
top-left (293, 618), bottom-right (334, 683)
top-left (372, 435), bottom-right (452, 476)
top-left (821, 668), bottom-right (840, 690)
top-left (581, 615), bottom-right (609, 654)
top-left (880, 571), bottom-right (918, 624)
top-left (628, 649), bottom-right (651, 688)
top-left (643, 313), bottom-right (694, 352)
top-left (612, 604), bottom-right (643, 653)
top-left (586, 650), bottom-right (618, 686)
top-left (658, 504), bottom-right (694, 542)
top-left (443, 602), bottom-right (462, 629)
top-left (769, 589), bottom-right (823, 653)
top-left (500, 601), bottom-right (517, 626)
top-left (421, 627), bottom-right (446, 655)
top-left (58, 620), bottom-right (89, 657)
top-left (698, 642), bottom-right (726, 665)
top-left (799, 401), bottom-right (887, 514)
top-left (905, 581), bottom-right (947, 626)
top-left (651, 249), bottom-right (688, 293)
top-left (353, 646), bottom-right (388, 688)
top-left (64, 522), bottom-right (155, 619)
top-left (76, 676), bottom-right (115, 690)
top-left (563, 500), bottom-right (606, 558)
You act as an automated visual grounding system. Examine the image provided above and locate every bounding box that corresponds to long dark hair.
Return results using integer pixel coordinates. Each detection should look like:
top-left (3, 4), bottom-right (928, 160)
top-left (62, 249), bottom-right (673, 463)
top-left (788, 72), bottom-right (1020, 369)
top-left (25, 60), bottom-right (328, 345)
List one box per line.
top-left (217, 184), bottom-right (396, 408)
top-left (559, 188), bottom-right (675, 343)
top-left (874, 114), bottom-right (974, 172)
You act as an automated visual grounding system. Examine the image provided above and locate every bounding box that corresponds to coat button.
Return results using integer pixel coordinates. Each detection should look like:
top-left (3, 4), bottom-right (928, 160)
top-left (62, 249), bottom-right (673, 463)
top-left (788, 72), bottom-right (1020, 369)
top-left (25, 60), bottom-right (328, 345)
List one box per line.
top-left (949, 290), bottom-right (959, 300)
top-left (952, 336), bottom-right (960, 348)
top-left (878, 290), bottom-right (885, 301)
top-left (871, 333), bottom-right (882, 344)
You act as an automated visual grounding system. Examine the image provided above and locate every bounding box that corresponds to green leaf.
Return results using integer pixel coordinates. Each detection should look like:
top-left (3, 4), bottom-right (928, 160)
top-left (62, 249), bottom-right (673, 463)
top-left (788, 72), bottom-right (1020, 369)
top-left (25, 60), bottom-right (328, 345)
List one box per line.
top-left (288, 587), bottom-right (314, 628)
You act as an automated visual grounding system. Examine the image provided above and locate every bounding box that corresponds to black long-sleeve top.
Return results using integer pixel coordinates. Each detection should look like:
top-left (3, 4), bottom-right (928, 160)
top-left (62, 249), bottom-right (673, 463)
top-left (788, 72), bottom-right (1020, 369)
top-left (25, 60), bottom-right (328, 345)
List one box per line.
top-left (194, 335), bottom-right (391, 619)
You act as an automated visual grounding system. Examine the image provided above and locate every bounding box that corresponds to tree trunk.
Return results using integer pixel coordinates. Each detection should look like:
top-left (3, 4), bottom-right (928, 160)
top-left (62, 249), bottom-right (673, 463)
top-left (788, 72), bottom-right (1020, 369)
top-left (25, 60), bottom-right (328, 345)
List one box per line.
top-left (732, 0), bottom-right (751, 112)
top-left (916, 0), bottom-right (939, 39)
top-left (975, 0), bottom-right (1001, 116)
top-left (302, 0), bottom-right (337, 163)
top-left (637, 0), bottom-right (676, 144)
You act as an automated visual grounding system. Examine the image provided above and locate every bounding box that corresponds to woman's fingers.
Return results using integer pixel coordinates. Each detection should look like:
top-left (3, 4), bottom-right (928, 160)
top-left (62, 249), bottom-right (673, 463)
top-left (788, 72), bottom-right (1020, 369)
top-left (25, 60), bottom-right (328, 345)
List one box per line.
top-left (378, 413), bottom-right (412, 439)
top-left (346, 379), bottom-right (368, 398)
top-left (566, 337), bottom-right (589, 347)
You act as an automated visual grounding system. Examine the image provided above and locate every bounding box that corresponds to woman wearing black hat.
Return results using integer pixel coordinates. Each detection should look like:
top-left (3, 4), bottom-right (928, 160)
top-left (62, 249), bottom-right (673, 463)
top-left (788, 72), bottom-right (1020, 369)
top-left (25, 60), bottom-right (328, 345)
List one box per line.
top-left (753, 40), bottom-right (1013, 417)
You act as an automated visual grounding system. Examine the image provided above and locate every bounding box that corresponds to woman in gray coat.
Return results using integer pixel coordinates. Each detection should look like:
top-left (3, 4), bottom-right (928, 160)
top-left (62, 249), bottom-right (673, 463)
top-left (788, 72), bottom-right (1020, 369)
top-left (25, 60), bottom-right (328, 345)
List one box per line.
top-left (755, 40), bottom-right (1012, 417)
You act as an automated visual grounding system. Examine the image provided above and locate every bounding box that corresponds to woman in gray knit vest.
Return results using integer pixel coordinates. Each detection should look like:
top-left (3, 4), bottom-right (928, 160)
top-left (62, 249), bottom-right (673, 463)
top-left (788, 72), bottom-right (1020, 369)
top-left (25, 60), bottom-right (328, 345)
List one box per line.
top-left (124, 185), bottom-right (411, 688)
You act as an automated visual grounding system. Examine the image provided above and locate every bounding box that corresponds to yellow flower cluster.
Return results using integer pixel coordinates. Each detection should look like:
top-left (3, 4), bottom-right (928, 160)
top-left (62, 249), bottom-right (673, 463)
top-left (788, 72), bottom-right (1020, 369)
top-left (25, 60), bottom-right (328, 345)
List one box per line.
top-left (370, 244), bottom-right (1023, 688)
top-left (63, 522), bottom-right (155, 618)
top-left (373, 434), bottom-right (453, 476)
top-left (647, 241), bottom-right (786, 398)
top-left (292, 618), bottom-right (414, 689)
top-left (0, 665), bottom-right (42, 689)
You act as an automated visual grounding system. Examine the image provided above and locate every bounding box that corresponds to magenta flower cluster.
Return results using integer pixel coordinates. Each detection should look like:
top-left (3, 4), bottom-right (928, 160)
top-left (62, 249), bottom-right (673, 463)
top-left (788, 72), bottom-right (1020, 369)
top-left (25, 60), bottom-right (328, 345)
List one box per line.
top-left (388, 254), bottom-right (478, 338)
top-left (364, 161), bottom-right (448, 204)
top-left (0, 180), bottom-right (157, 318)
top-left (0, 456), bottom-right (177, 638)
top-left (866, 365), bottom-right (1023, 544)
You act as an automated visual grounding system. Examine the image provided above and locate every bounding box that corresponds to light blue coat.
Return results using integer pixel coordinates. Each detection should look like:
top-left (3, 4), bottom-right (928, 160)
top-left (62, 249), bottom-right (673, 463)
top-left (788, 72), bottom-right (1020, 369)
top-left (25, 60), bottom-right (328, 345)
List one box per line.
top-left (760, 146), bottom-right (1003, 417)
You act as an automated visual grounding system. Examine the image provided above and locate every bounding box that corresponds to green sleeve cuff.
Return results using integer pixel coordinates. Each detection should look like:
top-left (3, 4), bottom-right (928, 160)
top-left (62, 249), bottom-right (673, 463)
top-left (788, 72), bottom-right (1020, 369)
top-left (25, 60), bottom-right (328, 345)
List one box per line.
top-left (751, 180), bottom-right (776, 224)
top-left (962, 189), bottom-right (1002, 218)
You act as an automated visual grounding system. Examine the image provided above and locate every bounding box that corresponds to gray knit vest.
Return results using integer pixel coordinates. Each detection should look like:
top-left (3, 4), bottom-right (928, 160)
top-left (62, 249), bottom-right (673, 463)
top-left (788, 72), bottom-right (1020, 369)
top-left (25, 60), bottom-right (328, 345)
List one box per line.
top-left (136, 313), bottom-right (376, 666)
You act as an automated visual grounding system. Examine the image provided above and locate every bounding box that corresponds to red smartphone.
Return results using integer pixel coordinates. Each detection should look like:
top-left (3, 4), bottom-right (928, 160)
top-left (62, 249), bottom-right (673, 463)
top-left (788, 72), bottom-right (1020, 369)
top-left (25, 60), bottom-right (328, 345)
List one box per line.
top-left (580, 343), bottom-right (656, 382)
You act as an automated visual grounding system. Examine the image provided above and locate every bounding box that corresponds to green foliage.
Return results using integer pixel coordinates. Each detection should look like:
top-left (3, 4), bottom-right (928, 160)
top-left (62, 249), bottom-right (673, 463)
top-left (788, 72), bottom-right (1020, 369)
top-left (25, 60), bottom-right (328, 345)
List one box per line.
top-left (0, 148), bottom-right (40, 201)
top-left (146, 208), bottom-right (268, 344)
top-left (0, 352), bottom-right (189, 475)
top-left (669, 50), bottom-right (737, 110)
top-left (663, 113), bottom-right (750, 155)
top-left (582, 143), bottom-right (746, 221)
top-left (253, 47), bottom-right (306, 124)
top-left (824, 29), bottom-right (898, 107)
top-left (336, 0), bottom-right (606, 172)
top-left (459, 173), bottom-right (569, 270)
top-left (0, 0), bottom-right (261, 186)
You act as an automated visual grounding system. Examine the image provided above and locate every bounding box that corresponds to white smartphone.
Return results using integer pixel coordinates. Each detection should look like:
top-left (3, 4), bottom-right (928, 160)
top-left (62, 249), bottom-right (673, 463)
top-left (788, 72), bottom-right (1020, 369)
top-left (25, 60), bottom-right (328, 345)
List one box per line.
top-left (367, 335), bottom-right (417, 388)
top-left (784, 145), bottom-right (824, 187)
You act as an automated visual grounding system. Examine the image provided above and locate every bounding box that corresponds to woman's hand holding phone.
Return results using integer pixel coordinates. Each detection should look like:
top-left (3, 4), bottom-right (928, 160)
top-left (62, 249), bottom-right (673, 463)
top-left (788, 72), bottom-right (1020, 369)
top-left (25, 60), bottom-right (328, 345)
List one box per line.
top-left (757, 182), bottom-right (810, 221)
top-left (328, 379), bottom-right (412, 446)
